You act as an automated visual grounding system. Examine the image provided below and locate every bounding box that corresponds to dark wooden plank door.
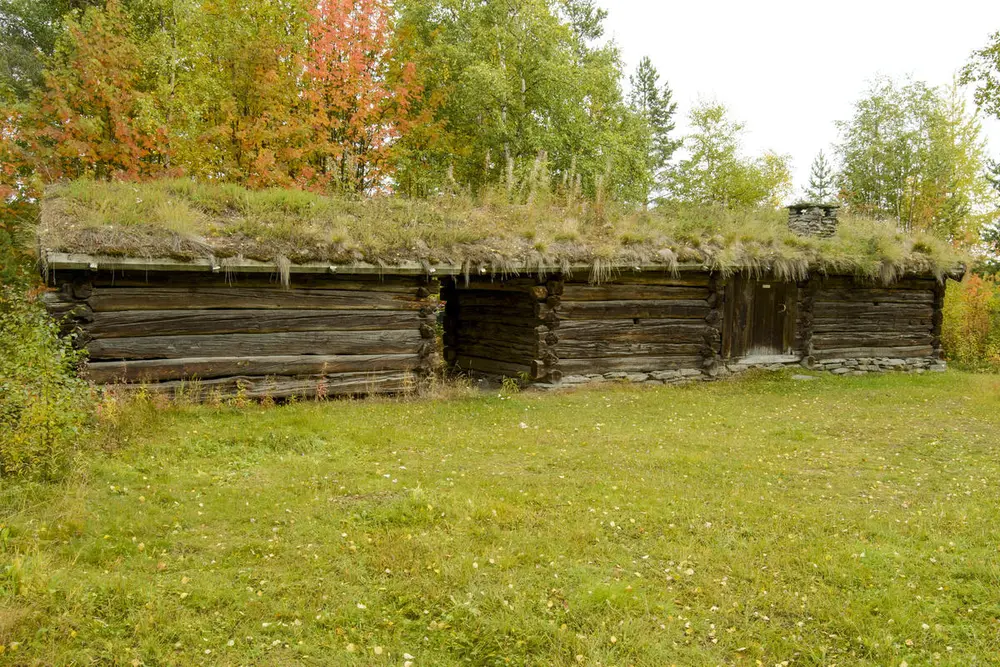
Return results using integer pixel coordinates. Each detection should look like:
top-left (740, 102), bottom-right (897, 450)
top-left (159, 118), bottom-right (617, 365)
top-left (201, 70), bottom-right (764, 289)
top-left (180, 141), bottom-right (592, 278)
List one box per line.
top-left (723, 277), bottom-right (799, 359)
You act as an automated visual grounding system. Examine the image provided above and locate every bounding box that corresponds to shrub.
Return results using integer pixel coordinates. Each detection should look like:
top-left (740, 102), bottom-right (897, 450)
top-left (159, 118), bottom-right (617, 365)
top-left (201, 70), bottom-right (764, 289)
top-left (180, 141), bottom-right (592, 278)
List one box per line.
top-left (0, 285), bottom-right (92, 480)
top-left (942, 274), bottom-right (1000, 371)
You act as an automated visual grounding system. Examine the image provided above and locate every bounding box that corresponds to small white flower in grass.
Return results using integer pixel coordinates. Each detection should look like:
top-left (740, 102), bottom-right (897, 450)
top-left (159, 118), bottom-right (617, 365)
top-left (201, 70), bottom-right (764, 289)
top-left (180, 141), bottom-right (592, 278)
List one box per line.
top-left (685, 568), bottom-right (695, 576)
top-left (227, 640), bottom-right (235, 647)
top-left (357, 602), bottom-right (366, 609)
top-left (609, 636), bottom-right (617, 644)
top-left (374, 646), bottom-right (383, 655)
top-left (519, 422), bottom-right (528, 429)
top-left (405, 663), bottom-right (414, 667)
top-left (404, 653), bottom-right (415, 660)
top-left (922, 623), bottom-right (930, 630)
top-left (346, 643), bottom-right (356, 652)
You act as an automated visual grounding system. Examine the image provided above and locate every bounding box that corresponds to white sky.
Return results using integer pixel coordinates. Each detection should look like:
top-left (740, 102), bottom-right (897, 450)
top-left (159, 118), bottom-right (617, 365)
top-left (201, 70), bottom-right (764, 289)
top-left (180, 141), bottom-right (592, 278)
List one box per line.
top-left (600, 0), bottom-right (1000, 197)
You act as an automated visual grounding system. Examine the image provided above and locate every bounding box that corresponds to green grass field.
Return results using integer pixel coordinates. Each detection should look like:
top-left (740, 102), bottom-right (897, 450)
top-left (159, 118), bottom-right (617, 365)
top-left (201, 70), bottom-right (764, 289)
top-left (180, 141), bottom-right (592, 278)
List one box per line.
top-left (2, 372), bottom-right (999, 665)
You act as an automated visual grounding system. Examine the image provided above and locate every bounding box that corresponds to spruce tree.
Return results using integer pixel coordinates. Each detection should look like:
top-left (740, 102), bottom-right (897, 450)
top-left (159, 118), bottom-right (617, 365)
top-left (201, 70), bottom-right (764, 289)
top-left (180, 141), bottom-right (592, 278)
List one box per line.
top-left (804, 150), bottom-right (837, 204)
top-left (629, 56), bottom-right (679, 204)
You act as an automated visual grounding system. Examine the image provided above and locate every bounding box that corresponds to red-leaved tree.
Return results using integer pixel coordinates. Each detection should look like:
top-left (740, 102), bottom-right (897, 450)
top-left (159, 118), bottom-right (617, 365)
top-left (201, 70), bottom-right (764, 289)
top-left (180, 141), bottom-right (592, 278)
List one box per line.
top-left (301, 0), bottom-right (420, 193)
top-left (23, 0), bottom-right (167, 182)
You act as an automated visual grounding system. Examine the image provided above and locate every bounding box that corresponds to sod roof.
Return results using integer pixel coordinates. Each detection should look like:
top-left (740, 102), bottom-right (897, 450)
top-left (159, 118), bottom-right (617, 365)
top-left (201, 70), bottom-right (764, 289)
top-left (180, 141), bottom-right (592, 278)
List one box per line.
top-left (39, 179), bottom-right (966, 283)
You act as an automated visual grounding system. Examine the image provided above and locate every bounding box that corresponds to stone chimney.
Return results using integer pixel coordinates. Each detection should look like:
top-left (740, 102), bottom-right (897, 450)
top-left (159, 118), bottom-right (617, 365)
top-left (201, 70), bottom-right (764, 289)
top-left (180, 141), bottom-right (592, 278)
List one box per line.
top-left (787, 203), bottom-right (839, 238)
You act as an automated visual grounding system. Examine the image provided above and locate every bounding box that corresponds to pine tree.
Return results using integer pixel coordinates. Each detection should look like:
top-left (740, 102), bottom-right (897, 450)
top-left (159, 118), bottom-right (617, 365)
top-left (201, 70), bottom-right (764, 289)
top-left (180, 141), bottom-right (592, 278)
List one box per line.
top-left (804, 150), bottom-right (836, 204)
top-left (629, 56), bottom-right (679, 204)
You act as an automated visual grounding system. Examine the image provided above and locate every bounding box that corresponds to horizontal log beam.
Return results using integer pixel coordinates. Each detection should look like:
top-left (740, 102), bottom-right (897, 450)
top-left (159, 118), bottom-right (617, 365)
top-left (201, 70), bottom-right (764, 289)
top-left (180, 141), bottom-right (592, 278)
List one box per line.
top-left (561, 285), bottom-right (709, 302)
top-left (87, 329), bottom-right (423, 360)
top-left (814, 289), bottom-right (935, 304)
top-left (83, 309), bottom-right (422, 339)
top-left (565, 274), bottom-right (711, 287)
top-left (558, 356), bottom-right (705, 375)
top-left (559, 300), bottom-right (709, 320)
top-left (813, 303), bottom-right (933, 318)
top-left (556, 341), bottom-right (703, 358)
top-left (87, 287), bottom-right (425, 312)
top-left (87, 354), bottom-right (421, 383)
top-left (140, 371), bottom-right (415, 399)
top-left (811, 333), bottom-right (935, 349)
top-left (557, 319), bottom-right (709, 343)
top-left (452, 355), bottom-right (539, 378)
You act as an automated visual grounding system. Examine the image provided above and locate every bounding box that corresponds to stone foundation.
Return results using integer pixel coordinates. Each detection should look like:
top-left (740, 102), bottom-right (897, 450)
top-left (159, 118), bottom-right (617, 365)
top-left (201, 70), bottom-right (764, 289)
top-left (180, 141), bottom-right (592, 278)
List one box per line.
top-left (534, 356), bottom-right (947, 390)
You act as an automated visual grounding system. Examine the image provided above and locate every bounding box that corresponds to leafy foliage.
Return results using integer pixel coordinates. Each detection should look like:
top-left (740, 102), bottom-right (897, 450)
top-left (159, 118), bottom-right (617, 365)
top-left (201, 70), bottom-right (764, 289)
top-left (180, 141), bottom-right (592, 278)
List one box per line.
top-left (942, 274), bottom-right (1000, 370)
top-left (664, 102), bottom-right (792, 209)
top-left (835, 78), bottom-right (995, 241)
top-left (962, 30), bottom-right (1000, 120)
top-left (20, 0), bottom-right (167, 181)
top-left (392, 0), bottom-right (648, 202)
top-left (301, 0), bottom-right (419, 193)
top-left (0, 284), bottom-right (91, 480)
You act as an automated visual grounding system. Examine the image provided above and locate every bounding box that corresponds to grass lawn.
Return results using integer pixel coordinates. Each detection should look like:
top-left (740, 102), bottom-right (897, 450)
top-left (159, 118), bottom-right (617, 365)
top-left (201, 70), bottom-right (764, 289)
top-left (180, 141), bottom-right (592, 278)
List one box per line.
top-left (2, 372), bottom-right (999, 665)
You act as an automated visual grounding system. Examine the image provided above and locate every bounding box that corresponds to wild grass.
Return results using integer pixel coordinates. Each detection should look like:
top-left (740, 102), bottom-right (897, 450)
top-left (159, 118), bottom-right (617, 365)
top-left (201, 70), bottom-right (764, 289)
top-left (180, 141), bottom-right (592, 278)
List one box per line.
top-left (1, 372), bottom-right (999, 664)
top-left (38, 179), bottom-right (966, 283)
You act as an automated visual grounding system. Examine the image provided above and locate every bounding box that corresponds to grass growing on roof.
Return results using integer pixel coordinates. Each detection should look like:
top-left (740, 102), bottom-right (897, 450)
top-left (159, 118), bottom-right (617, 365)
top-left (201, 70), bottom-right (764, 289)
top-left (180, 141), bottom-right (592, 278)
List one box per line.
top-left (1, 372), bottom-right (999, 664)
top-left (39, 178), bottom-right (966, 282)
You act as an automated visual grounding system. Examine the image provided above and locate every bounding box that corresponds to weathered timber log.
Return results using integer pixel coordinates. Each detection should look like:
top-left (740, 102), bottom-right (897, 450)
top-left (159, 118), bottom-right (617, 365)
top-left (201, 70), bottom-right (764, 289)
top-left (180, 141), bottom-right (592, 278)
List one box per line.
top-left (555, 340), bottom-right (703, 358)
top-left (812, 302), bottom-right (933, 318)
top-left (811, 333), bottom-right (935, 349)
top-left (546, 279), bottom-right (564, 296)
top-left (86, 287), bottom-right (425, 312)
top-left (87, 329), bottom-right (423, 360)
top-left (818, 277), bottom-right (938, 291)
top-left (453, 355), bottom-right (540, 378)
top-left (561, 285), bottom-right (709, 302)
top-left (812, 345), bottom-right (935, 360)
top-left (557, 356), bottom-right (705, 374)
top-left (83, 309), bottom-right (423, 339)
top-left (144, 371), bottom-right (415, 399)
top-left (559, 299), bottom-right (709, 320)
top-left (814, 289), bottom-right (936, 304)
top-left (812, 318), bottom-right (932, 331)
top-left (453, 341), bottom-right (543, 362)
top-left (556, 319), bottom-right (708, 342)
top-left (452, 293), bottom-right (551, 316)
top-left (86, 354), bottom-right (421, 383)
top-left (566, 273), bottom-right (711, 287)
top-left (77, 270), bottom-right (428, 291)
top-left (453, 310), bottom-right (555, 328)
top-left (454, 321), bottom-right (550, 341)
top-left (456, 284), bottom-right (549, 300)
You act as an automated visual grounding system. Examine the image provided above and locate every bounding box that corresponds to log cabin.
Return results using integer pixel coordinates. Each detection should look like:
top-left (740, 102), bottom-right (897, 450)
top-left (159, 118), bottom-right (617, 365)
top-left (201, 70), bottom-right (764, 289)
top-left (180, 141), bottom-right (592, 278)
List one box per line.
top-left (38, 183), bottom-right (963, 397)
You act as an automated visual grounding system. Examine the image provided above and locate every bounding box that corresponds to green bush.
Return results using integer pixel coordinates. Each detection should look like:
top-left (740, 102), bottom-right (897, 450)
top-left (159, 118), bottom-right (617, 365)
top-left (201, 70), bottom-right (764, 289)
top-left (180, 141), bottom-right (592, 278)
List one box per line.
top-left (942, 274), bottom-right (1000, 371)
top-left (0, 285), bottom-right (92, 480)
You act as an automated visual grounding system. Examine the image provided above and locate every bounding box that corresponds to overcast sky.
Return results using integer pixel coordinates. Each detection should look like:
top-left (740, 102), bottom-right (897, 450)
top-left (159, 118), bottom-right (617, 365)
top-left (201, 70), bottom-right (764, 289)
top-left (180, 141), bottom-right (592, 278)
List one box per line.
top-left (600, 0), bottom-right (1000, 197)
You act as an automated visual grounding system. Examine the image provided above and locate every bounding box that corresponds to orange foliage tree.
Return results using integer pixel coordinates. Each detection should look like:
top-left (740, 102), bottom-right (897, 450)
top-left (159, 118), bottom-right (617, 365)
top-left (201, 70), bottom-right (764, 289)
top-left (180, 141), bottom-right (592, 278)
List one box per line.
top-left (301, 0), bottom-right (420, 193)
top-left (942, 274), bottom-right (1000, 369)
top-left (22, 0), bottom-right (167, 182)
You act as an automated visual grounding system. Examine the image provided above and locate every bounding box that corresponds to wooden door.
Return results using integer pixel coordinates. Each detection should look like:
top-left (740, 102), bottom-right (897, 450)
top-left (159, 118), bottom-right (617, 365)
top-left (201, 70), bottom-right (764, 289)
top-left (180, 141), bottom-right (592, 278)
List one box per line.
top-left (723, 277), bottom-right (798, 359)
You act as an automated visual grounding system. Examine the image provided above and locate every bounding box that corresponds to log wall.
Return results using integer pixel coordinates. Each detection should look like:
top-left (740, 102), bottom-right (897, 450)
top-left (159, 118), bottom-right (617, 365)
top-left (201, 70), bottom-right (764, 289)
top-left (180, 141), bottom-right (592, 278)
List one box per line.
top-left (809, 276), bottom-right (940, 363)
top-left (444, 270), bottom-right (950, 386)
top-left (43, 270), bottom-right (439, 399)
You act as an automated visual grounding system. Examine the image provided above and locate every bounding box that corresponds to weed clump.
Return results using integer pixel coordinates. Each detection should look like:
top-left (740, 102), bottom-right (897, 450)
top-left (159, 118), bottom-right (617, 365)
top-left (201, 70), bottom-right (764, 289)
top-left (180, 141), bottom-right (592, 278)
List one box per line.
top-left (0, 285), bottom-right (92, 480)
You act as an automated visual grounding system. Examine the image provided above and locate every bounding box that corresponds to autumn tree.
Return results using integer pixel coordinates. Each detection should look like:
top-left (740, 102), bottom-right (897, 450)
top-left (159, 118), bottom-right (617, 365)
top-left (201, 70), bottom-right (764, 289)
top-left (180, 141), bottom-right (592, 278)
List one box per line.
top-left (302, 0), bottom-right (419, 194)
top-left (173, 0), bottom-right (309, 187)
top-left (664, 101), bottom-right (791, 209)
top-left (22, 0), bottom-right (167, 181)
top-left (835, 77), bottom-right (993, 240)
